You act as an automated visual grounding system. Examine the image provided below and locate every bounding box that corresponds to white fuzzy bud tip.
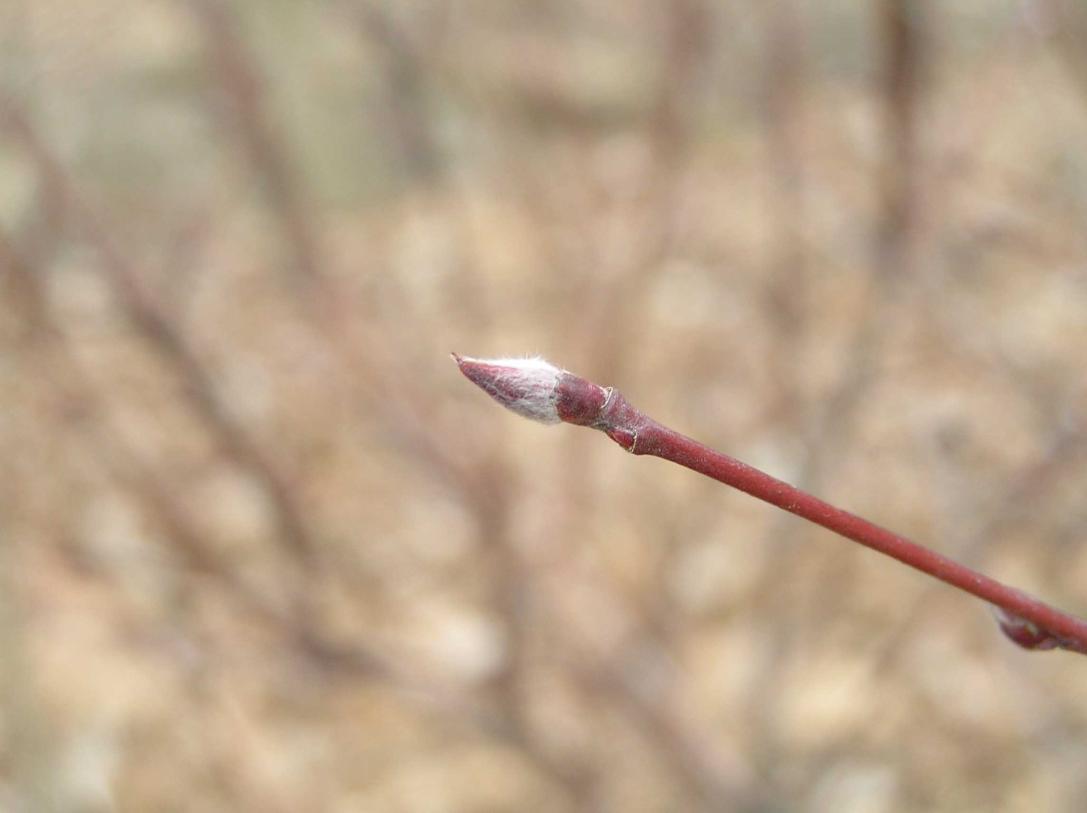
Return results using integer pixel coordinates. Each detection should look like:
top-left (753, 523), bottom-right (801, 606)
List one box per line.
top-left (453, 354), bottom-right (563, 424)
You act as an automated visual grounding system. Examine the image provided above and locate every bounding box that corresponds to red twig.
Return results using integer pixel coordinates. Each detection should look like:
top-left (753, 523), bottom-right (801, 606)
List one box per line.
top-left (453, 355), bottom-right (1087, 656)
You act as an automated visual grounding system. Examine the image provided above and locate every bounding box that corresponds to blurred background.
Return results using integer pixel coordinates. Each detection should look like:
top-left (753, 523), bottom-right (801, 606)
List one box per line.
top-left (3, 1), bottom-right (1087, 810)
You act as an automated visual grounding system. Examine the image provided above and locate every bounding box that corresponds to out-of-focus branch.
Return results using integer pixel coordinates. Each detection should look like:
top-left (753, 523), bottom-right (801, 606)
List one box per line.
top-left (350, 1), bottom-right (444, 184)
top-left (1, 221), bottom-right (299, 623)
top-left (183, 7), bottom-right (757, 802)
top-left (187, 0), bottom-right (325, 284)
top-left (186, 1), bottom-right (480, 497)
top-left (179, 9), bottom-right (609, 801)
top-left (878, 0), bottom-right (922, 281)
top-left (0, 107), bottom-right (481, 742)
top-left (0, 98), bottom-right (320, 572)
top-left (2, 224), bottom-right (600, 806)
top-left (569, 644), bottom-right (757, 810)
top-left (578, 0), bottom-right (709, 383)
top-left (759, 0), bottom-right (808, 420)
top-left (801, 0), bottom-right (925, 491)
top-left (1031, 0), bottom-right (1087, 106)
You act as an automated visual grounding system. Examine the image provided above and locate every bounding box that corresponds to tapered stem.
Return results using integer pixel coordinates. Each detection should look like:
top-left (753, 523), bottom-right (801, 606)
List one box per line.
top-left (455, 355), bottom-right (1087, 655)
top-left (635, 419), bottom-right (1087, 653)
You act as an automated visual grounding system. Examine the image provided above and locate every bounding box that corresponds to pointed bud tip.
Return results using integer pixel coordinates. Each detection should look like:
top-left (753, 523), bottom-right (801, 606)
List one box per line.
top-left (453, 354), bottom-right (564, 424)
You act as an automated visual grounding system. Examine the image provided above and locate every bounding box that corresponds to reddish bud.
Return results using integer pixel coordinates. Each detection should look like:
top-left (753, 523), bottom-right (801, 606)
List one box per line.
top-left (452, 354), bottom-right (564, 424)
top-left (993, 607), bottom-right (1063, 651)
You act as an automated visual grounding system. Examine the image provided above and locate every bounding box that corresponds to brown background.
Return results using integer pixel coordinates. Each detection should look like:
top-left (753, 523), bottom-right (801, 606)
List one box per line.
top-left (3, 1), bottom-right (1087, 811)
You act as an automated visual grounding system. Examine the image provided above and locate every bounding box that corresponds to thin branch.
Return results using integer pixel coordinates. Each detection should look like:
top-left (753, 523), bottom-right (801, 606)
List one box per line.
top-left (568, 644), bottom-right (757, 809)
top-left (350, 0), bottom-right (444, 184)
top-left (867, 411), bottom-right (1087, 672)
top-left (4, 226), bottom-right (600, 804)
top-left (454, 355), bottom-right (1087, 655)
top-left (0, 97), bottom-right (320, 571)
top-left (759, 0), bottom-right (808, 418)
top-left (2, 86), bottom-right (605, 809)
top-left (187, 0), bottom-right (325, 284)
top-left (878, 0), bottom-right (922, 281)
top-left (1, 220), bottom-right (309, 628)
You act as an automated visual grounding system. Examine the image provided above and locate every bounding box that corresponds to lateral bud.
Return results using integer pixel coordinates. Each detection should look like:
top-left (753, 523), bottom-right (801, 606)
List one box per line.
top-left (993, 607), bottom-right (1064, 651)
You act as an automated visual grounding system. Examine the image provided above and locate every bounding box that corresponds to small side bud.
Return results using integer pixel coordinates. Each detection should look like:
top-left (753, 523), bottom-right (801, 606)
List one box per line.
top-left (453, 354), bottom-right (563, 424)
top-left (992, 607), bottom-right (1062, 651)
